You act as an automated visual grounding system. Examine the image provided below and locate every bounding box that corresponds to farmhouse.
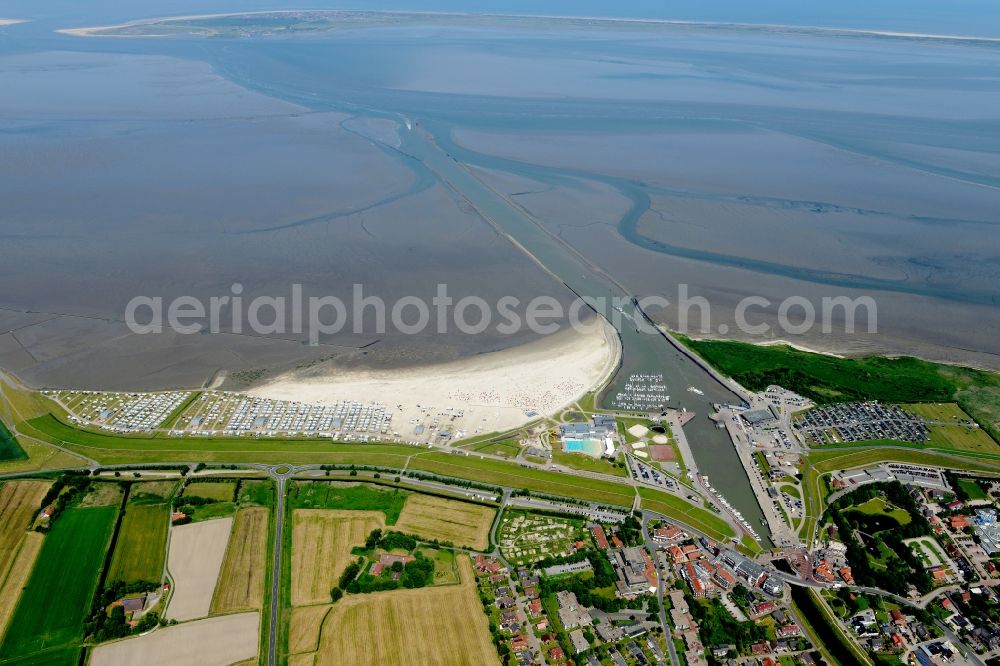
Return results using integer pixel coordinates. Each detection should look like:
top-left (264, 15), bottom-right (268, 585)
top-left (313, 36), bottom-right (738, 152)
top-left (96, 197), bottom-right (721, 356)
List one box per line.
top-left (370, 554), bottom-right (415, 577)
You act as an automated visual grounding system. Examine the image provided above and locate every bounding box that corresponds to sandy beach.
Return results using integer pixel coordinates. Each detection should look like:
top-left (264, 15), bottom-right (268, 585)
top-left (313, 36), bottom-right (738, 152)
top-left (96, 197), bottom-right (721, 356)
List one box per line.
top-left (248, 317), bottom-right (619, 435)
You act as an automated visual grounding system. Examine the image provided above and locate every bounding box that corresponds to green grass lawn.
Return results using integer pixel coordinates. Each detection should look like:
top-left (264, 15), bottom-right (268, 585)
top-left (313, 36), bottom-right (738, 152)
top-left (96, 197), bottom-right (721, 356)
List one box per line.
top-left (238, 479), bottom-right (276, 507)
top-left (900, 403), bottom-right (1000, 453)
top-left (956, 477), bottom-right (989, 500)
top-left (0, 418), bottom-right (27, 462)
top-left (552, 448), bottom-right (627, 477)
top-left (183, 480), bottom-right (236, 501)
top-left (108, 502), bottom-right (170, 584)
top-left (459, 438), bottom-right (522, 459)
top-left (187, 501), bottom-right (237, 522)
top-left (287, 481), bottom-right (408, 524)
top-left (849, 497), bottom-right (911, 525)
top-left (0, 505), bottom-right (117, 659)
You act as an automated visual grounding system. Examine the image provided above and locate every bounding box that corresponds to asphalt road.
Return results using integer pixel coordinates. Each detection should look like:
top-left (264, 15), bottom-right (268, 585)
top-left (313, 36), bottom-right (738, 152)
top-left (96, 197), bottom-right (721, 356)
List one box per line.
top-left (261, 465), bottom-right (296, 666)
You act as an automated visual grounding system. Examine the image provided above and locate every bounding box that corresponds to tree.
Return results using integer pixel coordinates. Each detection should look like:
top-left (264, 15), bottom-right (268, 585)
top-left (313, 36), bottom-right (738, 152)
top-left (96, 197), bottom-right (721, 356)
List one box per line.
top-left (330, 587), bottom-right (343, 603)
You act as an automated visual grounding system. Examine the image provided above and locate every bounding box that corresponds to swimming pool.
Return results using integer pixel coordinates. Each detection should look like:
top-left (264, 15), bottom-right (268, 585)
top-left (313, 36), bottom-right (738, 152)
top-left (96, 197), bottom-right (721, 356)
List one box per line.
top-left (564, 438), bottom-right (605, 457)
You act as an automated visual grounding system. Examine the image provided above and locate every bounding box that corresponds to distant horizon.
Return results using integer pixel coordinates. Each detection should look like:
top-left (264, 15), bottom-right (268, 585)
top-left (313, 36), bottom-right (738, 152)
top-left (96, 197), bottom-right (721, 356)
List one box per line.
top-left (8, 0), bottom-right (1000, 39)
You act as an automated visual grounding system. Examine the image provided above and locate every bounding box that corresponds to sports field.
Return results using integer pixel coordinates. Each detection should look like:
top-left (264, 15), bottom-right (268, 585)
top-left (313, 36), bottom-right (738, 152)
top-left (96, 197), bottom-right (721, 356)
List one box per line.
top-left (291, 510), bottom-right (385, 606)
top-left (183, 480), bottom-right (236, 502)
top-left (393, 494), bottom-right (495, 551)
top-left (108, 502), bottom-right (170, 584)
top-left (0, 505), bottom-right (117, 660)
top-left (212, 507), bottom-right (269, 613)
top-left (301, 557), bottom-right (498, 666)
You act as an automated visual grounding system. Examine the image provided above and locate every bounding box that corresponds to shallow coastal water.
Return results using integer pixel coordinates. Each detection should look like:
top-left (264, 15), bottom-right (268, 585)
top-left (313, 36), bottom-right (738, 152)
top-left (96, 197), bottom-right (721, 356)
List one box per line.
top-left (3, 7), bottom-right (1000, 529)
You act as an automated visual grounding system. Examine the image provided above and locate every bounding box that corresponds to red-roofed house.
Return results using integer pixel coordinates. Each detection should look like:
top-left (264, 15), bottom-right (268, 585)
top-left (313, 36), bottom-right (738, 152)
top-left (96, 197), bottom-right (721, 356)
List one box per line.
top-left (714, 569), bottom-right (736, 590)
top-left (592, 525), bottom-right (609, 549)
top-left (528, 598), bottom-right (543, 617)
top-left (777, 625), bottom-right (800, 638)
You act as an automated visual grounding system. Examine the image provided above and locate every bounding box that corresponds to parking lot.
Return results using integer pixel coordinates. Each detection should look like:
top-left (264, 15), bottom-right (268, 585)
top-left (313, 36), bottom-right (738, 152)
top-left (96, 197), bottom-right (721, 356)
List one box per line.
top-left (795, 401), bottom-right (928, 445)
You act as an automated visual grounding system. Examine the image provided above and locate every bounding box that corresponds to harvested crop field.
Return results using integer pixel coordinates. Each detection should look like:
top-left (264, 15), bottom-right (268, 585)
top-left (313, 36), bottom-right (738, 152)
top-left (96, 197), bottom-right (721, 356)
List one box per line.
top-left (0, 480), bottom-right (50, 561)
top-left (184, 481), bottom-right (235, 502)
top-left (289, 605), bottom-right (332, 654)
top-left (291, 510), bottom-right (384, 606)
top-left (165, 517), bottom-right (233, 621)
top-left (108, 502), bottom-right (170, 584)
top-left (90, 611), bottom-right (260, 666)
top-left (393, 494), bottom-right (495, 551)
top-left (212, 507), bottom-right (269, 613)
top-left (0, 532), bottom-right (43, 641)
top-left (295, 557), bottom-right (498, 666)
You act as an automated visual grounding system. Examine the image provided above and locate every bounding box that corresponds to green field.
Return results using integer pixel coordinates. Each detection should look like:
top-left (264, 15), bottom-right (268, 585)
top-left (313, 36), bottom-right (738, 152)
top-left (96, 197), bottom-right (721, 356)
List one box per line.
top-left (681, 338), bottom-right (1000, 444)
top-left (0, 418), bottom-right (26, 462)
top-left (287, 481), bottom-right (408, 524)
top-left (0, 505), bottom-right (117, 659)
top-left (902, 403), bottom-right (1000, 453)
top-left (238, 479), bottom-right (276, 507)
top-left (955, 477), bottom-right (989, 500)
top-left (183, 480), bottom-right (236, 501)
top-left (107, 502), bottom-right (170, 584)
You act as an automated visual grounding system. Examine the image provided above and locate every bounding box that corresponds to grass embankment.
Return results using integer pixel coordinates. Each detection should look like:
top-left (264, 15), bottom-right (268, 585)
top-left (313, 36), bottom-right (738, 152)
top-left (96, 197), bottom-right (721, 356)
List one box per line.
top-left (637, 487), bottom-right (734, 542)
top-left (0, 505), bottom-right (117, 661)
top-left (26, 414), bottom-right (734, 539)
top-left (681, 338), bottom-right (1000, 445)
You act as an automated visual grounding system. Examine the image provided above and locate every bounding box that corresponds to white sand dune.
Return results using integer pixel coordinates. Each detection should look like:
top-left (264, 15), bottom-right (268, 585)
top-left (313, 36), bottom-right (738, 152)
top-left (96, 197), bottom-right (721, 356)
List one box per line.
top-left (248, 318), bottom-right (619, 434)
top-left (165, 517), bottom-right (233, 621)
top-left (90, 612), bottom-right (259, 666)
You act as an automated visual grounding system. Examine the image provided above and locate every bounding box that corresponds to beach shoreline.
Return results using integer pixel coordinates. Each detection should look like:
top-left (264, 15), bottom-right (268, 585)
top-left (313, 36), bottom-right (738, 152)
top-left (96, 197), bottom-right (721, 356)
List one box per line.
top-left (245, 317), bottom-right (620, 435)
